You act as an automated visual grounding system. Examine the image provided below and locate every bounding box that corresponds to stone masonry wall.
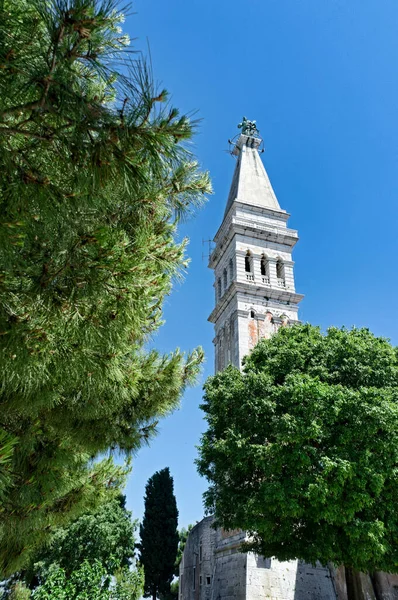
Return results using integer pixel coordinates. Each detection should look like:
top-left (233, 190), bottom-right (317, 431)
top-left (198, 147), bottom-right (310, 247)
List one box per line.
top-left (246, 554), bottom-right (337, 600)
top-left (181, 517), bottom-right (341, 600)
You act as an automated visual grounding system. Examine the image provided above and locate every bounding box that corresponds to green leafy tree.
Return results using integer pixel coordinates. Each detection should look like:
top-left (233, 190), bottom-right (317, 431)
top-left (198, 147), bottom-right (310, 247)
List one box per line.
top-left (139, 468), bottom-right (179, 600)
top-left (2, 493), bottom-right (143, 599)
top-left (31, 559), bottom-right (143, 600)
top-left (22, 494), bottom-right (137, 587)
top-left (0, 0), bottom-right (210, 576)
top-left (33, 561), bottom-right (109, 600)
top-left (197, 325), bottom-right (398, 589)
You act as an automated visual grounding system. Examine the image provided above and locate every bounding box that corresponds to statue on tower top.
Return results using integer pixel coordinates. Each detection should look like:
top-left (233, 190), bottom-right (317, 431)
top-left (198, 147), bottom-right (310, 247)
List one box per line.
top-left (238, 116), bottom-right (259, 137)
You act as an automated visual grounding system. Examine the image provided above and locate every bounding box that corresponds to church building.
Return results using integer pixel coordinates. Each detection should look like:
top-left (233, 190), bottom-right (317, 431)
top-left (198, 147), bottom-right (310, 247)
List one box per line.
top-left (179, 120), bottom-right (398, 600)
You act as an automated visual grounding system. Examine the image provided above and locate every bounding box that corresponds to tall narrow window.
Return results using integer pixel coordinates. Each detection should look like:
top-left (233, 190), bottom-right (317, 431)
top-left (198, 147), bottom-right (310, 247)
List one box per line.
top-left (261, 254), bottom-right (270, 284)
top-left (217, 277), bottom-right (222, 299)
top-left (245, 251), bottom-right (254, 281)
top-left (261, 255), bottom-right (268, 276)
top-left (218, 330), bottom-right (224, 371)
top-left (223, 268), bottom-right (227, 291)
top-left (226, 322), bottom-right (231, 365)
top-left (229, 258), bottom-right (234, 281)
top-left (276, 259), bottom-right (285, 287)
top-left (245, 251), bottom-right (252, 273)
top-left (199, 541), bottom-right (203, 562)
top-left (230, 317), bottom-right (235, 357)
top-left (193, 567), bottom-right (196, 591)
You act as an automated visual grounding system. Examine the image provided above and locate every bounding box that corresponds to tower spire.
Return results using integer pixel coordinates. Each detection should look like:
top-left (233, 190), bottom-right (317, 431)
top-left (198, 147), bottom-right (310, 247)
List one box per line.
top-left (225, 118), bottom-right (281, 216)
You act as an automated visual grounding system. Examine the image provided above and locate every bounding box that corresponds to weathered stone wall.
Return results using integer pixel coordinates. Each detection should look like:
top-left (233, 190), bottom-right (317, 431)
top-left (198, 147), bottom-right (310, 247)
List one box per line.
top-left (180, 518), bottom-right (247, 600)
top-left (181, 517), bottom-right (341, 600)
top-left (180, 517), bottom-right (219, 600)
top-left (372, 572), bottom-right (398, 600)
top-left (212, 527), bottom-right (248, 600)
top-left (246, 555), bottom-right (337, 600)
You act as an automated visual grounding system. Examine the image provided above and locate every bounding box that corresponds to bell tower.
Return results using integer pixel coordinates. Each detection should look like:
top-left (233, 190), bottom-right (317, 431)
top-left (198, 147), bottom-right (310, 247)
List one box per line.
top-left (208, 118), bottom-right (304, 372)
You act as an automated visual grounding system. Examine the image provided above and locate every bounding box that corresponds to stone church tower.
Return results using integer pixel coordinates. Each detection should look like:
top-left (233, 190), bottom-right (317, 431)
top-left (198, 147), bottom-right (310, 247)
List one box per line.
top-left (179, 120), bottom-right (398, 600)
top-left (208, 123), bottom-right (303, 372)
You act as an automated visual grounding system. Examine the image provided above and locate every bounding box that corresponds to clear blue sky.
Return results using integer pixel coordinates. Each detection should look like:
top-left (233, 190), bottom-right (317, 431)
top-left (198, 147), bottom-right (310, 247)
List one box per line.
top-left (123, 0), bottom-right (398, 528)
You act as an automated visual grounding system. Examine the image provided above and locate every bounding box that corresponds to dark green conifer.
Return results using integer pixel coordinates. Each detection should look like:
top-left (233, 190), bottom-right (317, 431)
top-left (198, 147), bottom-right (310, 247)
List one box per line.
top-left (139, 468), bottom-right (179, 600)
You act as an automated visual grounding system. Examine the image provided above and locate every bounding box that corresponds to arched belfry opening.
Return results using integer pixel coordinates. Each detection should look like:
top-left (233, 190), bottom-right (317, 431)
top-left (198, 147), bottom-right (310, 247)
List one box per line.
top-left (245, 251), bottom-right (252, 273)
top-left (261, 254), bottom-right (269, 283)
top-left (276, 258), bottom-right (285, 287)
top-left (245, 250), bottom-right (254, 281)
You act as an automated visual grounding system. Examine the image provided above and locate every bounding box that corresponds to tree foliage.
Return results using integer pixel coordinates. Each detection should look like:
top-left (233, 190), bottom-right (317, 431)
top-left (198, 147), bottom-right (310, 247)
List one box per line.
top-left (0, 0), bottom-right (210, 576)
top-left (2, 494), bottom-right (143, 599)
top-left (197, 325), bottom-right (398, 573)
top-left (139, 468), bottom-right (179, 600)
top-left (31, 559), bottom-right (143, 600)
top-left (21, 494), bottom-right (137, 586)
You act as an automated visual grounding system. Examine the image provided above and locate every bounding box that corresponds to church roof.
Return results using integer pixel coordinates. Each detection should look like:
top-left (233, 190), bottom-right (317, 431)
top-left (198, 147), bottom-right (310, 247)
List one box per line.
top-left (224, 134), bottom-right (282, 217)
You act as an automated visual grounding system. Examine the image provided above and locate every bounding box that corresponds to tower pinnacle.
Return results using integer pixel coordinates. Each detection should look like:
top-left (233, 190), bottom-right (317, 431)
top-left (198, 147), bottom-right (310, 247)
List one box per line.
top-left (237, 116), bottom-right (259, 137)
top-left (225, 119), bottom-right (280, 216)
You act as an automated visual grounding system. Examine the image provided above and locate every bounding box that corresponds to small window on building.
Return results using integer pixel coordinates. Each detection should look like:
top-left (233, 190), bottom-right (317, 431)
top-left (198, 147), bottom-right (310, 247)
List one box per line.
top-left (206, 576), bottom-right (211, 586)
top-left (223, 268), bottom-right (227, 291)
top-left (245, 251), bottom-right (252, 273)
top-left (199, 575), bottom-right (203, 586)
top-left (193, 567), bottom-right (196, 591)
top-left (199, 541), bottom-right (203, 562)
top-left (217, 277), bottom-right (222, 299)
top-left (229, 258), bottom-right (234, 281)
top-left (250, 310), bottom-right (255, 319)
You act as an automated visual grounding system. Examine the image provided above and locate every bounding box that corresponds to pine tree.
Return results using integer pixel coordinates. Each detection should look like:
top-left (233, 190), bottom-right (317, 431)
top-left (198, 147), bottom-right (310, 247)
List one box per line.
top-left (0, 0), bottom-right (211, 577)
top-left (139, 468), bottom-right (179, 600)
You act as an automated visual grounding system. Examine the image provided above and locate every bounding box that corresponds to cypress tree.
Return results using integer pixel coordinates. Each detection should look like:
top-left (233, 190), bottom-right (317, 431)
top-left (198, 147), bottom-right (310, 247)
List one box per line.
top-left (140, 468), bottom-right (179, 600)
top-left (0, 0), bottom-right (211, 576)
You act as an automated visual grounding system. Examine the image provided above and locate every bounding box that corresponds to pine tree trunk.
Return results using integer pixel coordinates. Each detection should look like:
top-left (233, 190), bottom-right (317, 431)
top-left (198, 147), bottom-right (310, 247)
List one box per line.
top-left (152, 588), bottom-right (157, 600)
